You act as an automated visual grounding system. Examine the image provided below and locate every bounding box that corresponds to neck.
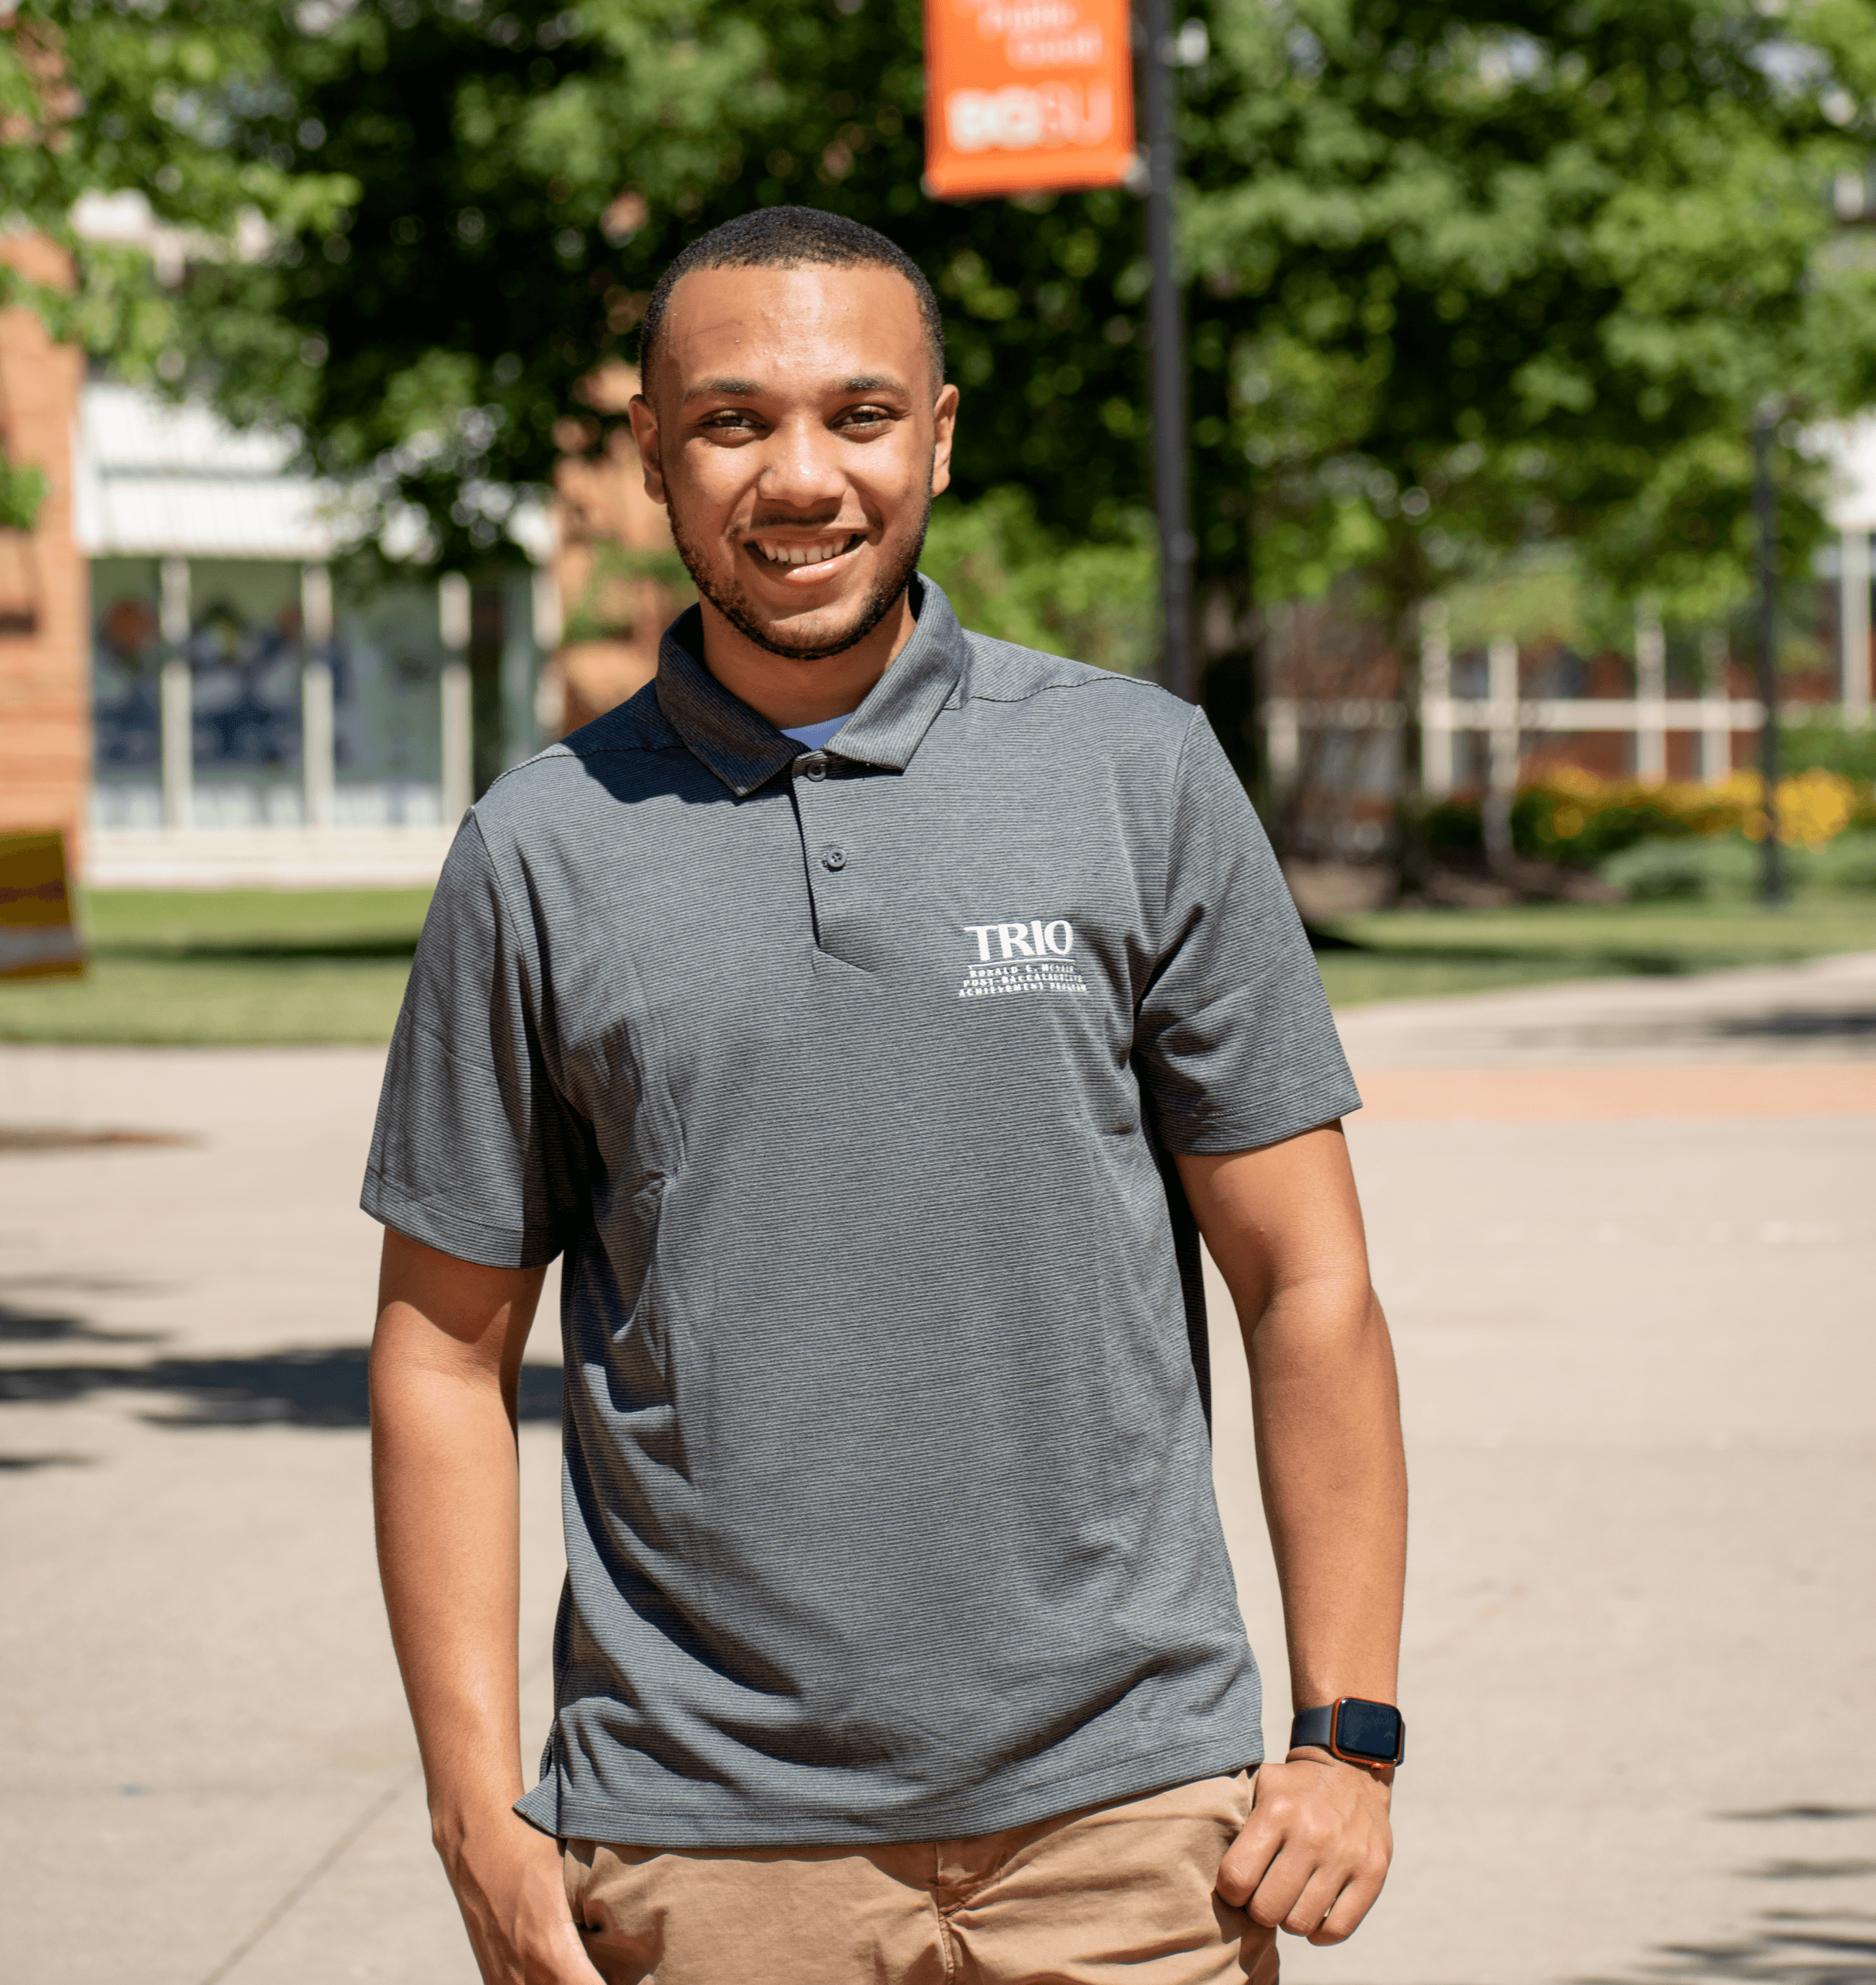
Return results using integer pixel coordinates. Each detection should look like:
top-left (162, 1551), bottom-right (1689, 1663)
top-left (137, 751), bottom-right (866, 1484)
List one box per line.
top-left (696, 588), bottom-right (917, 730)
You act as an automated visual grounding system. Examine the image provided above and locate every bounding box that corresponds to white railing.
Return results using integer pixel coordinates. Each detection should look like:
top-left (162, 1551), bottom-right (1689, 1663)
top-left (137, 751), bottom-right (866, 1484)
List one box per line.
top-left (1262, 693), bottom-right (1773, 790)
top-left (1264, 541), bottom-right (1873, 802)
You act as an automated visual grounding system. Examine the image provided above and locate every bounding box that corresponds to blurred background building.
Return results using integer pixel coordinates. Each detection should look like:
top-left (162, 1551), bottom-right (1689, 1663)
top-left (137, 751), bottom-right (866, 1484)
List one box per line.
top-left (3, 310), bottom-right (1871, 887)
top-left (2, 0), bottom-right (1874, 894)
top-left (1260, 419), bottom-right (1875, 862)
top-left (0, 240), bottom-right (685, 887)
top-left (0, 21), bottom-right (1866, 893)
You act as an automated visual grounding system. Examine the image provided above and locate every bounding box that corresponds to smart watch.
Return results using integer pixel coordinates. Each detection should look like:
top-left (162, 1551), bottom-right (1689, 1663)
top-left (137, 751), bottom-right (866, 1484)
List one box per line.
top-left (1288, 1698), bottom-right (1405, 1768)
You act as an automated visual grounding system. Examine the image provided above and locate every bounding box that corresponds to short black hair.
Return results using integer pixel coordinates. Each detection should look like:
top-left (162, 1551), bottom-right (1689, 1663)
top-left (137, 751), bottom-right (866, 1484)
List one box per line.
top-left (637, 206), bottom-right (946, 396)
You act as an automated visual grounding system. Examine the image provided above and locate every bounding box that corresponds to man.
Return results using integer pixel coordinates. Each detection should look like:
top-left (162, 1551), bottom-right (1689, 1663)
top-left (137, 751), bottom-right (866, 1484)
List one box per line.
top-left (366, 206), bottom-right (1406, 1985)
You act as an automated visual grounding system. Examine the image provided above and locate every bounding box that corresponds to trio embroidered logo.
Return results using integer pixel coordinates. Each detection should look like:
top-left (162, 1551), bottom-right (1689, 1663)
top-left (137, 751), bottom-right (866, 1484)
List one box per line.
top-left (957, 919), bottom-right (1091, 999)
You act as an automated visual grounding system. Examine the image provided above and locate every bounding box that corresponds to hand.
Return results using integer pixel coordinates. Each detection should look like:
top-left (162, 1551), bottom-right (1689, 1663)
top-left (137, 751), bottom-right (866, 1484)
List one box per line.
top-left (438, 1809), bottom-right (605, 1985)
top-left (1216, 1751), bottom-right (1393, 1946)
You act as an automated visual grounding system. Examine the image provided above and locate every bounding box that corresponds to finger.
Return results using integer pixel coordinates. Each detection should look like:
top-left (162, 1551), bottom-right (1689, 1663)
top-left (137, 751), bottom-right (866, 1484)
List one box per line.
top-left (1281, 1865), bottom-right (1348, 1941)
top-left (1216, 1814), bottom-right (1284, 1907)
top-left (1243, 1842), bottom-right (1314, 1931)
top-left (1308, 1866), bottom-right (1386, 1946)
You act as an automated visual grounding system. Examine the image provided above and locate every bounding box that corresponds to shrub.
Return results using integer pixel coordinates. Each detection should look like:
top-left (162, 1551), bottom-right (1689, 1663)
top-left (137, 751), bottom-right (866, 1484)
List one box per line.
top-left (1783, 713), bottom-right (1876, 787)
top-left (1810, 830), bottom-right (1876, 890)
top-left (1419, 766), bottom-right (1876, 868)
top-left (1602, 828), bottom-right (1876, 899)
top-left (1733, 766), bottom-right (1869, 847)
top-left (1601, 840), bottom-right (1720, 899)
top-left (1421, 795), bottom-right (1485, 860)
top-left (1520, 767), bottom-right (1749, 865)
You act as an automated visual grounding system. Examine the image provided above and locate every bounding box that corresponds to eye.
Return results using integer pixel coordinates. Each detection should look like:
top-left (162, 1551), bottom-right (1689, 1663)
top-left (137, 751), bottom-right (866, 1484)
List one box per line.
top-left (837, 404), bottom-right (898, 432)
top-left (699, 409), bottom-right (762, 433)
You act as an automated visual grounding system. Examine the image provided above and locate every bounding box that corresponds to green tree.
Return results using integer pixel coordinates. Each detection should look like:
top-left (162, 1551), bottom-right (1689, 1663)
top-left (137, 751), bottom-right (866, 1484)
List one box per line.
top-left (0, 4), bottom-right (357, 371)
top-left (1181, 0), bottom-right (1876, 835)
top-left (5, 2), bottom-right (1165, 569)
top-left (6, 0), bottom-right (1874, 703)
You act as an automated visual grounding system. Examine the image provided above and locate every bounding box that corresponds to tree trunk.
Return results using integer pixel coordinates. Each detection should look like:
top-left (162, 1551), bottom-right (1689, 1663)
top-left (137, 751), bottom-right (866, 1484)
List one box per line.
top-left (1390, 596), bottom-right (1427, 902)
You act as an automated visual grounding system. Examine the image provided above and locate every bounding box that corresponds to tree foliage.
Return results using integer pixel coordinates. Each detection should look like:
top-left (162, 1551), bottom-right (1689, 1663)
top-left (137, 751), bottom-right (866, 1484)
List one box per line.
top-left (1183, 1), bottom-right (1876, 633)
top-left (921, 487), bottom-right (1159, 675)
top-left (4, 0), bottom-right (1874, 629)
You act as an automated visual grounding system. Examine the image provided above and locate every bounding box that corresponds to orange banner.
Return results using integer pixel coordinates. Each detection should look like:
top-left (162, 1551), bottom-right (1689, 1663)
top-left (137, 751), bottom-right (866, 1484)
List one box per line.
top-left (923, 0), bottom-right (1136, 202)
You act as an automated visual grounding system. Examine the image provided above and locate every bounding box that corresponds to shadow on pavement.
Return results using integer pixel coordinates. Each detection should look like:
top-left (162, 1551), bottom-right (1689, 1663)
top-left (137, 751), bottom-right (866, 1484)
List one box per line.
top-left (1341, 939), bottom-right (1711, 979)
top-left (1708, 1009), bottom-right (1876, 1041)
top-left (0, 1344), bottom-right (565, 1427)
top-left (0, 1127), bottom-right (199, 1151)
top-left (1499, 1007), bottom-right (1876, 1057)
top-left (0, 1300), bottom-right (163, 1345)
top-left (1580, 1808), bottom-right (1876, 1985)
top-left (1581, 1918), bottom-right (1876, 1983)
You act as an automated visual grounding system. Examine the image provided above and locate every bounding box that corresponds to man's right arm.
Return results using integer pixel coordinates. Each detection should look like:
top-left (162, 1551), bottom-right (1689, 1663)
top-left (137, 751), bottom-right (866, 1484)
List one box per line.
top-left (370, 1227), bottom-right (600, 1985)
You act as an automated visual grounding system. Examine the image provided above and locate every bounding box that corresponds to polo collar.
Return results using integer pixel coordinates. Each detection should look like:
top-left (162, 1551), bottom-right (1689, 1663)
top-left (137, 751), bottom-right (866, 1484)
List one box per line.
top-left (654, 575), bottom-right (969, 798)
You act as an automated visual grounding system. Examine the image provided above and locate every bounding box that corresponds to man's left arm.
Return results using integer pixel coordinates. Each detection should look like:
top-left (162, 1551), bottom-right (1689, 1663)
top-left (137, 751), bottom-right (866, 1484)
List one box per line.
top-left (1177, 1122), bottom-right (1407, 1948)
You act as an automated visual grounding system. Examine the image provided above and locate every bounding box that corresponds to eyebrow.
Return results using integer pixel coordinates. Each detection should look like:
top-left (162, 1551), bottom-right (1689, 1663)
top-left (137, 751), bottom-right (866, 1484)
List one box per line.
top-left (684, 376), bottom-right (764, 401)
top-left (680, 373), bottom-right (912, 402)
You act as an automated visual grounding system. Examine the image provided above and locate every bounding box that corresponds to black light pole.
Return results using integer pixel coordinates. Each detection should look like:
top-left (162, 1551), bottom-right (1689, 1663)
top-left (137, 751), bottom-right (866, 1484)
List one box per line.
top-left (1141, 0), bottom-right (1195, 702)
top-left (1753, 402), bottom-right (1784, 907)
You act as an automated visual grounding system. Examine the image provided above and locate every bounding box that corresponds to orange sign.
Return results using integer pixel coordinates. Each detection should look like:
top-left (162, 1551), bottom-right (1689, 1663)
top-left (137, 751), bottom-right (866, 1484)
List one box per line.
top-left (923, 0), bottom-right (1136, 202)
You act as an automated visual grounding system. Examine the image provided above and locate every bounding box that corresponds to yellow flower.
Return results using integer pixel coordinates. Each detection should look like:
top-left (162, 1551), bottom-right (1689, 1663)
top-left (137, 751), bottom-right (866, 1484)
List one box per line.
top-left (1775, 768), bottom-right (1857, 848)
top-left (1523, 764), bottom-right (1868, 848)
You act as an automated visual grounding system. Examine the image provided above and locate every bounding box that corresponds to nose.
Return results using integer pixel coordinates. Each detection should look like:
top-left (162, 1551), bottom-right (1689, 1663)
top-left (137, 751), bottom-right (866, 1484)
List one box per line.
top-left (755, 412), bottom-right (847, 511)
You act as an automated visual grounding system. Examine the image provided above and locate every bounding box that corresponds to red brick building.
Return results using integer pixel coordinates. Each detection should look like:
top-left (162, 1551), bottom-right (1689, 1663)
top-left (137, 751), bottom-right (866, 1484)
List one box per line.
top-left (0, 233), bottom-right (87, 866)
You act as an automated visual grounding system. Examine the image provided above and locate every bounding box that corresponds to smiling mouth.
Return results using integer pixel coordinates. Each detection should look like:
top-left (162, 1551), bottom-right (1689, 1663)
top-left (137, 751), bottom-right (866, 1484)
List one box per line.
top-left (745, 531), bottom-right (866, 575)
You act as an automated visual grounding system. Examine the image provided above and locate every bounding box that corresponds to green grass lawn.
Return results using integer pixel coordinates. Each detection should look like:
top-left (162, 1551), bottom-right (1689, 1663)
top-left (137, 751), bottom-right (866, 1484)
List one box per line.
top-left (0, 889), bottom-right (433, 1046)
top-left (1314, 896), bottom-right (1876, 1007)
top-left (0, 887), bottom-right (1871, 1045)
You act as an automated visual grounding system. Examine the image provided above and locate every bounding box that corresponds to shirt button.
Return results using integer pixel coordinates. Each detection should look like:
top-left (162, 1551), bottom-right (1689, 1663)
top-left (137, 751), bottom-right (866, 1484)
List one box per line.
top-left (801, 755), bottom-right (827, 782)
top-left (820, 846), bottom-right (847, 872)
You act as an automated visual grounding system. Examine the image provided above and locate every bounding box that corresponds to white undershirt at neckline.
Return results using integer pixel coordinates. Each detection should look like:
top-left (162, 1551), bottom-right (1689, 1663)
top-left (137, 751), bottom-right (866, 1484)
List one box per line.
top-left (779, 713), bottom-right (854, 752)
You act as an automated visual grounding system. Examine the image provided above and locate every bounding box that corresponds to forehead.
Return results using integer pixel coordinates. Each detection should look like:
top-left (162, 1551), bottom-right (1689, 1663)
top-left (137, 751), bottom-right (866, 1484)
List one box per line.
top-left (659, 262), bottom-right (927, 394)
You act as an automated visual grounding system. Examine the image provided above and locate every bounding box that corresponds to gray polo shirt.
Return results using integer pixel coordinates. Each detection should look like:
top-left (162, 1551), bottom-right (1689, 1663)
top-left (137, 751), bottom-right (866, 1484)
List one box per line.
top-left (363, 575), bottom-right (1360, 1849)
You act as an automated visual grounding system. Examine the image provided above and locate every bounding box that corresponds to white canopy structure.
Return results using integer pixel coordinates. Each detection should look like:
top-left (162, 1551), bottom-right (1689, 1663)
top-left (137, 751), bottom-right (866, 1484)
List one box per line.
top-left (74, 382), bottom-right (350, 564)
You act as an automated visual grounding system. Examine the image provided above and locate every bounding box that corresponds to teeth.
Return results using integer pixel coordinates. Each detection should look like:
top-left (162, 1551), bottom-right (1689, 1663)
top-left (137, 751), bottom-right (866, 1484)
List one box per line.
top-left (751, 535), bottom-right (857, 568)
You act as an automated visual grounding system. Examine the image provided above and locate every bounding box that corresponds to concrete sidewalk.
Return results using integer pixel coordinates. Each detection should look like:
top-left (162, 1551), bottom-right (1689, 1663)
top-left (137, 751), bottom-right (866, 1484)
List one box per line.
top-left (2, 953), bottom-right (1872, 1984)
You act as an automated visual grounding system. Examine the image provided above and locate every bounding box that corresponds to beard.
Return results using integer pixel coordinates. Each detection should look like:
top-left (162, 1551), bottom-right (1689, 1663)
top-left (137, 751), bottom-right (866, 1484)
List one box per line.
top-left (667, 494), bottom-right (932, 662)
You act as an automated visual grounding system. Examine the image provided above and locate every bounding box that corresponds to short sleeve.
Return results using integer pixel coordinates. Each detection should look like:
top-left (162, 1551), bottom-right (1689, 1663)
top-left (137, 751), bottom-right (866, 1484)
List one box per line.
top-left (361, 816), bottom-right (588, 1266)
top-left (1133, 712), bottom-right (1361, 1154)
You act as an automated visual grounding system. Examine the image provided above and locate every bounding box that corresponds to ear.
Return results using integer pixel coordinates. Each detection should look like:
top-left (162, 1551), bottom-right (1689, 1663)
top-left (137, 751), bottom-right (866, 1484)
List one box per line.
top-left (929, 382), bottom-right (960, 499)
top-left (627, 393), bottom-right (667, 505)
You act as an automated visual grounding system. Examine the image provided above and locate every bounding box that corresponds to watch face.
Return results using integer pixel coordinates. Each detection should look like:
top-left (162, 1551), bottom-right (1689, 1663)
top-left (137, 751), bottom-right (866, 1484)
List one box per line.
top-left (1333, 1699), bottom-right (1403, 1764)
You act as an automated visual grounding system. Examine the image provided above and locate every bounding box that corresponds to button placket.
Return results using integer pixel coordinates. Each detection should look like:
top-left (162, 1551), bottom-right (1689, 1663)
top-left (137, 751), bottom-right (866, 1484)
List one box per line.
top-left (791, 761), bottom-right (862, 962)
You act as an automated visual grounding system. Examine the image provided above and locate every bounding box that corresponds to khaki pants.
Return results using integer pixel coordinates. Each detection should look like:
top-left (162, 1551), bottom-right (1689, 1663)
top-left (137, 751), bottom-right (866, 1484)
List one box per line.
top-left (563, 1769), bottom-right (1278, 1985)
